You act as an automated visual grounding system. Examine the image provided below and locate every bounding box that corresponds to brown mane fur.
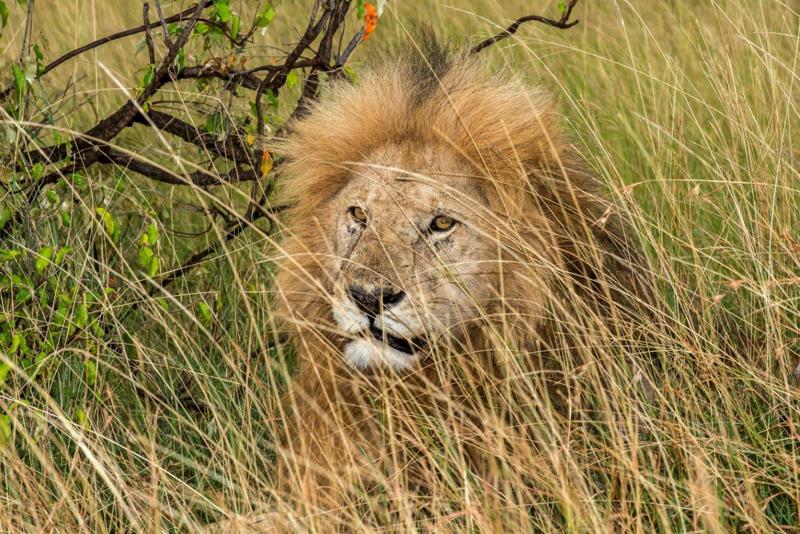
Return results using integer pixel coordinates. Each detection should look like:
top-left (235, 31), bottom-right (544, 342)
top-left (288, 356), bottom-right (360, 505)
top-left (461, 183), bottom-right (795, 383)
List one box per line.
top-left (271, 46), bottom-right (652, 515)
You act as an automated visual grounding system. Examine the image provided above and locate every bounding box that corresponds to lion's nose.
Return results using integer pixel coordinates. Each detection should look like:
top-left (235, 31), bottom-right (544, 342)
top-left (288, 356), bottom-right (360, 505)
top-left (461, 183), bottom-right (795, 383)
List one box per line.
top-left (348, 285), bottom-right (405, 317)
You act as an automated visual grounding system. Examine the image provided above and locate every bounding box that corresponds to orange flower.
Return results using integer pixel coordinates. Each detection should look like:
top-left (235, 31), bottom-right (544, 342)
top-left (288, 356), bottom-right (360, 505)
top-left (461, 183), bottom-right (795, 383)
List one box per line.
top-left (363, 2), bottom-right (378, 41)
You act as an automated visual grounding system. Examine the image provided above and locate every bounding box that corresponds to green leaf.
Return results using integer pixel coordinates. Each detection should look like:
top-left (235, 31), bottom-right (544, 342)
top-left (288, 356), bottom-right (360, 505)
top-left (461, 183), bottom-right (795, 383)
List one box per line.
top-left (9, 333), bottom-right (20, 354)
top-left (230, 14), bottom-right (240, 39)
top-left (31, 162), bottom-right (44, 180)
top-left (213, 0), bottom-right (231, 23)
top-left (147, 223), bottom-right (158, 245)
top-left (60, 211), bottom-right (71, 227)
top-left (54, 303), bottom-right (69, 325)
top-left (46, 190), bottom-right (58, 204)
top-left (35, 246), bottom-right (53, 274)
top-left (94, 208), bottom-right (116, 237)
top-left (343, 65), bottom-right (358, 83)
top-left (32, 43), bottom-right (43, 63)
top-left (70, 172), bottom-right (87, 189)
top-left (0, 249), bottom-right (21, 261)
top-left (141, 64), bottom-right (155, 88)
top-left (75, 303), bottom-right (88, 328)
top-left (196, 301), bottom-right (212, 327)
top-left (255, 4), bottom-right (276, 28)
top-left (0, 2), bottom-right (9, 29)
top-left (0, 364), bottom-right (10, 388)
top-left (0, 205), bottom-right (11, 230)
top-left (195, 21), bottom-right (209, 34)
top-left (91, 319), bottom-right (104, 338)
top-left (12, 63), bottom-right (25, 97)
top-left (138, 246), bottom-right (154, 269)
top-left (285, 69), bottom-right (298, 89)
top-left (205, 111), bottom-right (224, 134)
top-left (55, 246), bottom-right (70, 264)
top-left (265, 88), bottom-right (279, 109)
top-left (147, 256), bottom-right (160, 277)
top-left (14, 288), bottom-right (32, 305)
top-left (0, 414), bottom-right (11, 444)
top-left (84, 360), bottom-right (96, 385)
top-left (176, 47), bottom-right (185, 73)
top-left (75, 408), bottom-right (89, 429)
top-left (356, 0), bottom-right (366, 19)
top-left (557, 0), bottom-right (567, 14)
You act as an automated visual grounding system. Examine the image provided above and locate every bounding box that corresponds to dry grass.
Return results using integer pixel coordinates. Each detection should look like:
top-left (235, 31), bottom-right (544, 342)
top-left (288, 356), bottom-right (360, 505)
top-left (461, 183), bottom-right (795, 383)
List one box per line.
top-left (0, 0), bottom-right (799, 531)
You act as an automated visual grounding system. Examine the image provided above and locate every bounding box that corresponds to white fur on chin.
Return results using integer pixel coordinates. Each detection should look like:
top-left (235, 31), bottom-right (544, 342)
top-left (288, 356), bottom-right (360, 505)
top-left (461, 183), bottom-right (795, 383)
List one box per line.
top-left (344, 338), bottom-right (418, 370)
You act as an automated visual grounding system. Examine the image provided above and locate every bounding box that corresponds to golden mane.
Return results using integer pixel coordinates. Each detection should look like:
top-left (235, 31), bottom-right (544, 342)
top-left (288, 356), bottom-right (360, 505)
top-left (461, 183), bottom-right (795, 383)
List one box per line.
top-left (270, 47), bottom-right (653, 514)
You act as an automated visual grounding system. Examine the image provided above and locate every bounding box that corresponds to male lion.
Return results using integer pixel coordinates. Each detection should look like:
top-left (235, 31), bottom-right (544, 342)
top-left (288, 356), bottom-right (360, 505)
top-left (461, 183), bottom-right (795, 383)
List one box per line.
top-left (271, 44), bottom-right (652, 516)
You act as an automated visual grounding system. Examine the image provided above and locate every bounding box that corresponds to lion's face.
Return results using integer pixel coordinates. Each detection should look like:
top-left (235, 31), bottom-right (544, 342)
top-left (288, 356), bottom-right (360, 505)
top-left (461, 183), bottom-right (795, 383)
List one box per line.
top-left (323, 143), bottom-right (505, 370)
top-left (278, 58), bottom-right (642, 377)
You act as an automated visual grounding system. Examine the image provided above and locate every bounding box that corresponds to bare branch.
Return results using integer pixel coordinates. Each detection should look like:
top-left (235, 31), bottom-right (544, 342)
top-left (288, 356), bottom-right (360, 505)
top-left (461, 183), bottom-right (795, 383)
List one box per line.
top-left (100, 148), bottom-right (258, 186)
top-left (470, 0), bottom-right (580, 55)
top-left (131, 109), bottom-right (254, 165)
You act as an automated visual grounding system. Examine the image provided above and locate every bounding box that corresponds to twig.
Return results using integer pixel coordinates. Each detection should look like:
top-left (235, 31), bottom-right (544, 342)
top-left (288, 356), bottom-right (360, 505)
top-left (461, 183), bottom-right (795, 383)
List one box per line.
top-left (20, 0), bottom-right (35, 62)
top-left (154, 0), bottom-right (173, 48)
top-left (254, 0), bottom-right (332, 136)
top-left (336, 28), bottom-right (365, 70)
top-left (143, 3), bottom-right (156, 65)
top-left (470, 0), bottom-right (580, 55)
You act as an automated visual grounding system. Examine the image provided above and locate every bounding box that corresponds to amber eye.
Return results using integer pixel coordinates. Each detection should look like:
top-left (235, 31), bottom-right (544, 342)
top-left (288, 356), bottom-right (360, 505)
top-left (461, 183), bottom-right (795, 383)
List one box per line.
top-left (349, 206), bottom-right (368, 223)
top-left (430, 214), bottom-right (456, 232)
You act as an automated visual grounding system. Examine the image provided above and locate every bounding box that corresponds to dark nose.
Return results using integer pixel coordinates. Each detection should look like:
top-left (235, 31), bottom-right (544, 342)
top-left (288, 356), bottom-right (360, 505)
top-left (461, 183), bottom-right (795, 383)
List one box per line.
top-left (348, 285), bottom-right (405, 317)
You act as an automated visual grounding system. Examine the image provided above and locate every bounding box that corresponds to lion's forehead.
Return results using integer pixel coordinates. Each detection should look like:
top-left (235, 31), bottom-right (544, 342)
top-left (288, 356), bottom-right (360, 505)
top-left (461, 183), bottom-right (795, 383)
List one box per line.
top-left (339, 172), bottom-right (481, 221)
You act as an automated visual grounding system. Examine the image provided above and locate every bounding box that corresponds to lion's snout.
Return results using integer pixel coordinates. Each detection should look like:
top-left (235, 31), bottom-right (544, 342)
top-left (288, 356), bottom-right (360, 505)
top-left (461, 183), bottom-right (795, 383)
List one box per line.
top-left (347, 285), bottom-right (406, 317)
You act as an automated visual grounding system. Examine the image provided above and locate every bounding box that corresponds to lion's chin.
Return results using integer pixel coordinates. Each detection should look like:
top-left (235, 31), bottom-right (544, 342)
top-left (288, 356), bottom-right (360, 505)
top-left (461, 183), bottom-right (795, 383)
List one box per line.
top-left (343, 338), bottom-right (420, 371)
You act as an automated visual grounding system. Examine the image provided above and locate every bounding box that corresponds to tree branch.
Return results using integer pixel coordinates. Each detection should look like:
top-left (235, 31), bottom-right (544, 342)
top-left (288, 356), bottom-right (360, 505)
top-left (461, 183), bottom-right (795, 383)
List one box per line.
top-left (100, 148), bottom-right (259, 186)
top-left (470, 0), bottom-right (580, 55)
top-left (132, 109), bottom-right (254, 165)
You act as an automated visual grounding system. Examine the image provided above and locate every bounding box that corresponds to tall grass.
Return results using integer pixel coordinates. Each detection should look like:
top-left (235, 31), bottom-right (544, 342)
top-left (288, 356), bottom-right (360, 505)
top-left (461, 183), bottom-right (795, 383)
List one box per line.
top-left (0, 0), bottom-right (798, 531)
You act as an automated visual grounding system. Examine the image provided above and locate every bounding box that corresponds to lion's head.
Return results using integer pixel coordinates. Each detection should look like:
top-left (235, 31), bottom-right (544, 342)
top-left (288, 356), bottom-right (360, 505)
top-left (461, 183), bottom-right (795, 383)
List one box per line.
top-left (274, 48), bottom-right (650, 373)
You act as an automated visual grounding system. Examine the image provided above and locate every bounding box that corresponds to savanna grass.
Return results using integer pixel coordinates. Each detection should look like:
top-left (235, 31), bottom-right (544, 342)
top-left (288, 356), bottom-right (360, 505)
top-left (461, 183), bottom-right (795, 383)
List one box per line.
top-left (0, 0), bottom-right (798, 531)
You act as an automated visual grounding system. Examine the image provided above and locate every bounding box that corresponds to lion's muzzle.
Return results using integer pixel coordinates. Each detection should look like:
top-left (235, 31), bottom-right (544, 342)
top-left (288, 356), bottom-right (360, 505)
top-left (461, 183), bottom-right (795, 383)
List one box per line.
top-left (331, 284), bottom-right (428, 370)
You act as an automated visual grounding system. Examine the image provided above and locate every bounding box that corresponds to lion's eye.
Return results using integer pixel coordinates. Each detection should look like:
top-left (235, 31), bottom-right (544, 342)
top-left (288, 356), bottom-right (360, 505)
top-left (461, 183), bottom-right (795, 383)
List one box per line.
top-left (349, 206), bottom-right (368, 223)
top-left (430, 215), bottom-right (456, 232)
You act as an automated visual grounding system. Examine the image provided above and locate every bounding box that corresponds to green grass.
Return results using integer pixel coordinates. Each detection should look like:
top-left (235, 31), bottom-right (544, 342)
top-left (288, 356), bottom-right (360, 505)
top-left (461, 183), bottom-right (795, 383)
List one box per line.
top-left (1, 0), bottom-right (799, 531)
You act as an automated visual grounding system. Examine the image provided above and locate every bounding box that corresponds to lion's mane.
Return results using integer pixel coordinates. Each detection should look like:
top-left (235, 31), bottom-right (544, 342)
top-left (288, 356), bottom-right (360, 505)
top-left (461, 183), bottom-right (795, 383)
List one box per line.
top-left (270, 44), bottom-right (653, 507)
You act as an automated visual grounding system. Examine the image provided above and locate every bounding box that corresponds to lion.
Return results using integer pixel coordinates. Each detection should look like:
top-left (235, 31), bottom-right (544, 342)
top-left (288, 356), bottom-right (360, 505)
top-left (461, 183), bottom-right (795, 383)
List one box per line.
top-left (270, 43), bottom-right (653, 519)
